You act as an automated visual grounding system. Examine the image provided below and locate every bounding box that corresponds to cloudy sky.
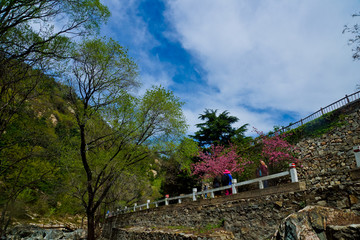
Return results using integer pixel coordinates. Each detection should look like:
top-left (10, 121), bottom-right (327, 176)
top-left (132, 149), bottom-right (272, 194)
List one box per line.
top-left (100, 0), bottom-right (360, 136)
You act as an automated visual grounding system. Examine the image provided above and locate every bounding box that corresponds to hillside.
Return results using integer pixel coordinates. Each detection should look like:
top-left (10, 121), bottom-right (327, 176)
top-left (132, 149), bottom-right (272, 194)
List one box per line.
top-left (0, 72), bottom-right (165, 235)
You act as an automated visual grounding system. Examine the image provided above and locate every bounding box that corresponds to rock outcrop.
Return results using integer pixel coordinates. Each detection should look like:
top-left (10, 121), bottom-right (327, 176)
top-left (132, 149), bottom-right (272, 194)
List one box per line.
top-left (274, 206), bottom-right (360, 240)
top-left (108, 226), bottom-right (235, 240)
top-left (4, 225), bottom-right (86, 240)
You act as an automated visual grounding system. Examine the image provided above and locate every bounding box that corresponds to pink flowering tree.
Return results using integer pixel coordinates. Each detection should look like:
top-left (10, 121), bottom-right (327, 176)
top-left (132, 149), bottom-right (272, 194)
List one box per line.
top-left (254, 128), bottom-right (300, 172)
top-left (191, 144), bottom-right (251, 179)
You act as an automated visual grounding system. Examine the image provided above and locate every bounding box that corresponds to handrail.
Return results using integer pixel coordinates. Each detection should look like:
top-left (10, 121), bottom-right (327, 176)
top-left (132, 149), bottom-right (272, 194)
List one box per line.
top-left (235, 171), bottom-right (289, 187)
top-left (280, 90), bottom-right (360, 132)
top-left (107, 164), bottom-right (298, 216)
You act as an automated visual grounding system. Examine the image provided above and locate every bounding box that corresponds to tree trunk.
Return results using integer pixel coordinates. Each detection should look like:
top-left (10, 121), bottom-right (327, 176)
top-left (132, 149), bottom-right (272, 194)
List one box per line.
top-left (0, 201), bottom-right (11, 237)
top-left (79, 122), bottom-right (96, 240)
top-left (87, 211), bottom-right (95, 240)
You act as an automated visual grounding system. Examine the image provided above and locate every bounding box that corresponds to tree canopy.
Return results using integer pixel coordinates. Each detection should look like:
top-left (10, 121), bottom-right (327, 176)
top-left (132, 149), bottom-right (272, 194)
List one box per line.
top-left (0, 0), bottom-right (109, 63)
top-left (0, 2), bottom-right (109, 236)
top-left (0, 0), bottom-right (109, 139)
top-left (65, 37), bottom-right (187, 239)
top-left (191, 109), bottom-right (249, 147)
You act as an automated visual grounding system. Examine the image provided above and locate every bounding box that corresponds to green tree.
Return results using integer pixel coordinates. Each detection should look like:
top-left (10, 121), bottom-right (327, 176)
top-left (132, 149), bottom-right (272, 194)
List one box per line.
top-left (160, 137), bottom-right (199, 196)
top-left (0, 0), bottom-right (109, 138)
top-left (171, 137), bottom-right (199, 173)
top-left (0, 2), bottom-right (109, 233)
top-left (191, 109), bottom-right (249, 147)
top-left (66, 38), bottom-right (187, 240)
top-left (0, 76), bottom-right (71, 235)
top-left (0, 0), bottom-right (109, 62)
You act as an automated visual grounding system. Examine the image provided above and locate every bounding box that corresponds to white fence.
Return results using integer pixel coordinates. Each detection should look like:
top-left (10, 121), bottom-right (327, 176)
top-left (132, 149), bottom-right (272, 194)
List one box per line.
top-left (107, 164), bottom-right (299, 216)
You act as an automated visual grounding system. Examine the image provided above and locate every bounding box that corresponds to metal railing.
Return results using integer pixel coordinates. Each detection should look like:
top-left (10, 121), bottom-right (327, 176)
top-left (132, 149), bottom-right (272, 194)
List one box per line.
top-left (281, 90), bottom-right (360, 132)
top-left (107, 164), bottom-right (299, 216)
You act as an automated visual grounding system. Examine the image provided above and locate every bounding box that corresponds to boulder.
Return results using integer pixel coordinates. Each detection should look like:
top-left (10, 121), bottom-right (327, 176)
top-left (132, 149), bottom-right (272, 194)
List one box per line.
top-left (274, 206), bottom-right (360, 240)
top-left (4, 224), bottom-right (86, 240)
top-left (326, 224), bottom-right (360, 240)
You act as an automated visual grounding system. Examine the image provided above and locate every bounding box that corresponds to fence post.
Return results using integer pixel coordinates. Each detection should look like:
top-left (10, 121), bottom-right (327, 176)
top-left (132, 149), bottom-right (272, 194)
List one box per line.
top-left (133, 203), bottom-right (137, 212)
top-left (353, 146), bottom-right (360, 167)
top-left (192, 188), bottom-right (197, 201)
top-left (345, 94), bottom-right (350, 103)
top-left (210, 190), bottom-right (215, 198)
top-left (289, 163), bottom-right (298, 182)
top-left (259, 180), bottom-right (264, 189)
top-left (147, 200), bottom-right (150, 209)
top-left (155, 202), bottom-right (158, 208)
top-left (178, 198), bottom-right (182, 204)
top-left (165, 196), bottom-right (169, 206)
top-left (232, 179), bottom-right (237, 194)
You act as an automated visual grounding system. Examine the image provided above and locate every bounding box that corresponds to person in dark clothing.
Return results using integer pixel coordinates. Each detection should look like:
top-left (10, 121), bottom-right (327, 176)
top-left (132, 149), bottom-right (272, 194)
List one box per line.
top-left (213, 176), bottom-right (221, 188)
top-left (222, 169), bottom-right (233, 195)
top-left (212, 176), bottom-right (221, 196)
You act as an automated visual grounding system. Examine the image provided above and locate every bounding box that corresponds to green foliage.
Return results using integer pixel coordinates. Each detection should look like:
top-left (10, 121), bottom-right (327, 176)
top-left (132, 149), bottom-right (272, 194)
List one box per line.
top-left (236, 143), bottom-right (262, 182)
top-left (191, 109), bottom-right (249, 147)
top-left (170, 137), bottom-right (198, 174)
top-left (199, 220), bottom-right (224, 234)
top-left (161, 167), bottom-right (198, 197)
top-left (0, 2), bottom-right (190, 238)
top-left (0, 0), bottom-right (109, 63)
top-left (298, 201), bottom-right (307, 209)
top-left (136, 86), bottom-right (187, 147)
top-left (150, 178), bottom-right (163, 200)
top-left (64, 37), bottom-right (189, 239)
top-left (0, 70), bottom-right (82, 230)
top-left (285, 111), bottom-right (347, 144)
top-left (17, 188), bottom-right (37, 203)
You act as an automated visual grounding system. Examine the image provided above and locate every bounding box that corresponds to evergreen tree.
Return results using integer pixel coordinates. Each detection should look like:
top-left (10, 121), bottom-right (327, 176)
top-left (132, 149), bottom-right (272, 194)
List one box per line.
top-left (191, 109), bottom-right (249, 147)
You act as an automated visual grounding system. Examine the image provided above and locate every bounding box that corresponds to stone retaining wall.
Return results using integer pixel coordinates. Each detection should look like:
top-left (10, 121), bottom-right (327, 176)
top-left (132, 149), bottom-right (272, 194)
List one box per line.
top-left (103, 178), bottom-right (360, 240)
top-left (108, 228), bottom-right (201, 240)
top-left (108, 227), bottom-right (235, 240)
top-left (296, 100), bottom-right (360, 188)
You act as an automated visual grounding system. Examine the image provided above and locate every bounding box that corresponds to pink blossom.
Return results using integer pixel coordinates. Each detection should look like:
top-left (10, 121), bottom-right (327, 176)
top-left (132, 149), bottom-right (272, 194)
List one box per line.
top-left (253, 128), bottom-right (300, 167)
top-left (191, 144), bottom-right (251, 179)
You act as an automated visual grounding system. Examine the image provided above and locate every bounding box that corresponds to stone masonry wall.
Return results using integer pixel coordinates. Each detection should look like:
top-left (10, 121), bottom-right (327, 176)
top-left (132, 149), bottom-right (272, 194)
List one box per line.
top-left (296, 99), bottom-right (360, 188)
top-left (103, 181), bottom-right (360, 240)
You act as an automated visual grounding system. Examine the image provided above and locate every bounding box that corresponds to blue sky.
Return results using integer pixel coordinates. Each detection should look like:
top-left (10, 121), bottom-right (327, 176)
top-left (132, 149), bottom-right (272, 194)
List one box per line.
top-left (100, 0), bottom-right (360, 136)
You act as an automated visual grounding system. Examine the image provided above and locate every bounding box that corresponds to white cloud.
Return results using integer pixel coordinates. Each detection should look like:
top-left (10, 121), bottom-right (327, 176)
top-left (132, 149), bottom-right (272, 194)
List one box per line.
top-left (99, 0), bottom-right (360, 135)
top-left (100, 0), bottom-right (174, 94)
top-left (164, 0), bottom-right (360, 133)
